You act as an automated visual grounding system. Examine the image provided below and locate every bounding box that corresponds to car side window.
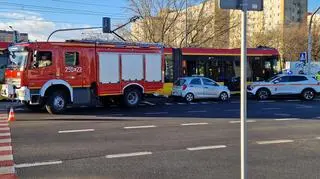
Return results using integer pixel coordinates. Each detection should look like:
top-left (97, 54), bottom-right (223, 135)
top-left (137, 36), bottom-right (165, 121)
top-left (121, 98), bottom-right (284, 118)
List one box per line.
top-left (65, 52), bottom-right (79, 66)
top-left (289, 76), bottom-right (308, 82)
top-left (33, 51), bottom-right (52, 68)
top-left (190, 78), bottom-right (202, 85)
top-left (276, 76), bottom-right (290, 83)
top-left (203, 78), bottom-right (218, 86)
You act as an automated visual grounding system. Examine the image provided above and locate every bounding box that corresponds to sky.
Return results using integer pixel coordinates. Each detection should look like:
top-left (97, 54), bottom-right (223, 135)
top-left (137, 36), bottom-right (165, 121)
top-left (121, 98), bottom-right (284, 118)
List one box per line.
top-left (0, 0), bottom-right (319, 41)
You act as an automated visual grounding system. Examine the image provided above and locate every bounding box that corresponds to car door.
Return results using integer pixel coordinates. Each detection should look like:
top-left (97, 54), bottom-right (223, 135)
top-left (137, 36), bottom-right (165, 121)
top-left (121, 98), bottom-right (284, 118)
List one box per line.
top-left (202, 78), bottom-right (219, 98)
top-left (27, 50), bottom-right (56, 88)
top-left (188, 78), bottom-right (204, 98)
top-left (288, 76), bottom-right (309, 94)
top-left (273, 76), bottom-right (290, 94)
top-left (62, 50), bottom-right (83, 87)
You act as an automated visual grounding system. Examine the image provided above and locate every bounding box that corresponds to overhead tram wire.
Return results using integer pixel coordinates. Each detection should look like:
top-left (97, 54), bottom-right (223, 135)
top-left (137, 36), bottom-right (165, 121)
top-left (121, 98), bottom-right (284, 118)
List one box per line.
top-left (0, 2), bottom-right (130, 17)
top-left (0, 17), bottom-right (107, 26)
top-left (49, 0), bottom-right (125, 9)
top-left (0, 7), bottom-right (129, 18)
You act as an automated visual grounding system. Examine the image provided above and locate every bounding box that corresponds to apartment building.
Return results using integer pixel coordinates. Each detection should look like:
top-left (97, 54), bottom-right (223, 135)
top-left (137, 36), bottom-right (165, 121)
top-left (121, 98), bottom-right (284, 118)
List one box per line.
top-left (131, 0), bottom-right (308, 49)
top-left (0, 30), bottom-right (28, 43)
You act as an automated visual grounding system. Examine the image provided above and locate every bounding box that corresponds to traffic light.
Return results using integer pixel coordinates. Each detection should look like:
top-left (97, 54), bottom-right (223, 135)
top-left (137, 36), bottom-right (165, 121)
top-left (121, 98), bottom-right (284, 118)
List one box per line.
top-left (102, 17), bottom-right (111, 33)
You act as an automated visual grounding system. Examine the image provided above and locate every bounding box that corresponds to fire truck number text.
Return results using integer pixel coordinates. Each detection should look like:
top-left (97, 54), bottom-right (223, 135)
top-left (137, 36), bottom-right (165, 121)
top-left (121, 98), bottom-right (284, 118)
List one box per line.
top-left (65, 67), bottom-right (82, 73)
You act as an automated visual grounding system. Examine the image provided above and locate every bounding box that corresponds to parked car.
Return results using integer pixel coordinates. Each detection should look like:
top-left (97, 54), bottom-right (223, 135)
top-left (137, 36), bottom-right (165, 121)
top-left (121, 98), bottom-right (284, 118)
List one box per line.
top-left (247, 74), bottom-right (320, 100)
top-left (172, 77), bottom-right (231, 102)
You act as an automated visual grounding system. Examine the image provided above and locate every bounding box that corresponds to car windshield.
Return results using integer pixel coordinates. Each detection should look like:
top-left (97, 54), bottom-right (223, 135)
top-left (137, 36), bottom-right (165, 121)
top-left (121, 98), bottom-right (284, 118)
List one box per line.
top-left (265, 75), bottom-right (279, 82)
top-left (8, 50), bottom-right (28, 70)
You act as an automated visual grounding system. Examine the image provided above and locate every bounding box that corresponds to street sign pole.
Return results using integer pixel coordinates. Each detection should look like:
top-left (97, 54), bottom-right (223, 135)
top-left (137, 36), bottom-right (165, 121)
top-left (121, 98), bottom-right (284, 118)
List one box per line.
top-left (240, 0), bottom-right (248, 179)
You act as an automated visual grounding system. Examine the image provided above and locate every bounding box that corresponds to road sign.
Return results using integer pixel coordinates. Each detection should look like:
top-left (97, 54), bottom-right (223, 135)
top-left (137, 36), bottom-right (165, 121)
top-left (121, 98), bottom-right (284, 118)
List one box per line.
top-left (300, 52), bottom-right (307, 62)
top-left (219, 0), bottom-right (263, 11)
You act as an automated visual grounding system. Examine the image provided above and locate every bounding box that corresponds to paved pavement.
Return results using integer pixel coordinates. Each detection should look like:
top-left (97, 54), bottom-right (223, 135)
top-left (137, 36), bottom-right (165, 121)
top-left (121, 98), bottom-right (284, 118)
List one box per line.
top-left (2, 97), bottom-right (320, 178)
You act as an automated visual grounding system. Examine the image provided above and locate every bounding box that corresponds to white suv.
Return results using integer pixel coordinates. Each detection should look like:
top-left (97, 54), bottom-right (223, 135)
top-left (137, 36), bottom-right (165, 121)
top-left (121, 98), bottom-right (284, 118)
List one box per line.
top-left (172, 77), bottom-right (230, 102)
top-left (247, 74), bottom-right (320, 100)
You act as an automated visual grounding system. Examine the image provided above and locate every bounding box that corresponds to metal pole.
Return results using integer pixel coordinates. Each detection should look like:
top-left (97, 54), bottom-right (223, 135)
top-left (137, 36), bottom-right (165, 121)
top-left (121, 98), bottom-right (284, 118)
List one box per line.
top-left (185, 0), bottom-right (188, 47)
top-left (241, 0), bottom-right (248, 179)
top-left (307, 6), bottom-right (320, 64)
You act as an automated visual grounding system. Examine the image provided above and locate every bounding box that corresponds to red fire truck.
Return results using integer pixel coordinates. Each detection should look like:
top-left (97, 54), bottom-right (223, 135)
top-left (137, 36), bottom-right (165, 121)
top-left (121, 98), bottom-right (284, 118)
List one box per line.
top-left (1, 40), bottom-right (165, 114)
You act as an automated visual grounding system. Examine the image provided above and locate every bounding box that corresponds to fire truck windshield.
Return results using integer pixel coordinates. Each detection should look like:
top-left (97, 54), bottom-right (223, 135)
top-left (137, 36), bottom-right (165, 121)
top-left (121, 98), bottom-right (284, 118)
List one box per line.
top-left (8, 49), bottom-right (28, 70)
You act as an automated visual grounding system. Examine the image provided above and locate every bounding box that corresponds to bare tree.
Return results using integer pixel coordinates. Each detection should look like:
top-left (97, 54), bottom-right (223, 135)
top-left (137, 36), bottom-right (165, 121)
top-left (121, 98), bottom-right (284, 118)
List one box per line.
top-left (126, 0), bottom-right (238, 48)
top-left (311, 17), bottom-right (320, 61)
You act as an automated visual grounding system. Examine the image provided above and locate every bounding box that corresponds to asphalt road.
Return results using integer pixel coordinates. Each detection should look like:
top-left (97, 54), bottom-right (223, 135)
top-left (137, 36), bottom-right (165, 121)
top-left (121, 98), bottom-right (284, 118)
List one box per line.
top-left (5, 97), bottom-right (320, 178)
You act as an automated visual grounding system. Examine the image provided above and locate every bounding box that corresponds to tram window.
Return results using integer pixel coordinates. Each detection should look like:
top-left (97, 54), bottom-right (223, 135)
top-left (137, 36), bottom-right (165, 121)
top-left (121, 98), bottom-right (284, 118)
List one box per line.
top-left (164, 54), bottom-right (174, 83)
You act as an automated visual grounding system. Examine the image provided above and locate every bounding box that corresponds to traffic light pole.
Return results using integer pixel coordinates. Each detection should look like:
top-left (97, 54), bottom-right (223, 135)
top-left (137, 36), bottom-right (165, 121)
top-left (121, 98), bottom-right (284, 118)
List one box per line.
top-left (240, 1), bottom-right (248, 179)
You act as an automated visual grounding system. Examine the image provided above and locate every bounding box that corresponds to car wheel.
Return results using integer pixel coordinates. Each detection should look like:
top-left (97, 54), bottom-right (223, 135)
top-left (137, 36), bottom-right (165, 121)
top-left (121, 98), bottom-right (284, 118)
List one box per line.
top-left (185, 93), bottom-right (194, 102)
top-left (45, 91), bottom-right (67, 114)
top-left (302, 89), bottom-right (315, 101)
top-left (256, 88), bottom-right (270, 100)
top-left (219, 92), bottom-right (229, 101)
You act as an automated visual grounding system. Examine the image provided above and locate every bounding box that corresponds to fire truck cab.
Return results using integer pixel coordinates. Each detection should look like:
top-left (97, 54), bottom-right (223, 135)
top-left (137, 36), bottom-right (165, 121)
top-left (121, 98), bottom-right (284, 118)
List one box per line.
top-left (1, 40), bottom-right (164, 114)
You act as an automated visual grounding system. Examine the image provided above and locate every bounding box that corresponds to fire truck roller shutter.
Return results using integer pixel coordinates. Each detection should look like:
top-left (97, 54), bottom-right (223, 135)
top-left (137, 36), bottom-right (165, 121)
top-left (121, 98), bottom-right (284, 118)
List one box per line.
top-left (145, 54), bottom-right (162, 82)
top-left (121, 54), bottom-right (143, 81)
top-left (40, 79), bottom-right (73, 102)
top-left (98, 52), bottom-right (120, 83)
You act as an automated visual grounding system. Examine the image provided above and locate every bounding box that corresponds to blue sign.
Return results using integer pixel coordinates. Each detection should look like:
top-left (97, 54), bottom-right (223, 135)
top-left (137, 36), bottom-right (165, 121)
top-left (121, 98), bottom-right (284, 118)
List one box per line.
top-left (300, 52), bottom-right (307, 62)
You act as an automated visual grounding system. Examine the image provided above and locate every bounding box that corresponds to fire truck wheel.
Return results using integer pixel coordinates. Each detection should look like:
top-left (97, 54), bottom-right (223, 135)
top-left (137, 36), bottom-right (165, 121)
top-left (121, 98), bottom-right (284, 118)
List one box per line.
top-left (123, 89), bottom-right (141, 107)
top-left (45, 91), bottom-right (67, 114)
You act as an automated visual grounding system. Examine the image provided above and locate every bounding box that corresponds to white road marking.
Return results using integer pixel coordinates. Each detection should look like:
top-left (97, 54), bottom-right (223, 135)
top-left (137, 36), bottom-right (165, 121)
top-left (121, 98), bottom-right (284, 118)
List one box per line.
top-left (0, 127), bottom-right (9, 131)
top-left (187, 145), bottom-right (227, 151)
top-left (229, 120), bottom-right (256, 123)
top-left (259, 100), bottom-right (276, 103)
top-left (0, 155), bottom-right (13, 161)
top-left (144, 112), bottom-right (168, 115)
top-left (142, 101), bottom-right (156, 106)
top-left (106, 152), bottom-right (152, 158)
top-left (0, 139), bottom-right (11, 143)
top-left (190, 102), bottom-right (198, 105)
top-left (58, 129), bottom-right (95, 134)
top-left (124, 125), bottom-right (156, 129)
top-left (177, 103), bottom-right (186, 105)
top-left (274, 113), bottom-right (291, 117)
top-left (225, 109), bottom-right (240, 112)
top-left (263, 108), bottom-right (281, 110)
top-left (181, 123), bottom-right (208, 126)
top-left (15, 161), bottom-right (63, 168)
top-left (0, 124), bottom-right (8, 127)
top-left (200, 102), bottom-right (210, 104)
top-left (187, 110), bottom-right (207, 113)
top-left (0, 146), bottom-right (12, 151)
top-left (295, 105), bottom-right (313, 109)
top-left (0, 133), bottom-right (10, 137)
top-left (165, 103), bottom-right (173, 105)
top-left (287, 100), bottom-right (301, 102)
top-left (274, 118), bottom-right (299, 121)
top-left (256, 139), bottom-right (294, 145)
top-left (0, 166), bottom-right (15, 174)
top-left (315, 137), bottom-right (320, 140)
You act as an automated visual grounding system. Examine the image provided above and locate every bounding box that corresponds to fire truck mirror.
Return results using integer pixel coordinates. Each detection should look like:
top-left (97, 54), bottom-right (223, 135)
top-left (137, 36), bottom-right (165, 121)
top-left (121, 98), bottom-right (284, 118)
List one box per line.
top-left (33, 50), bottom-right (38, 61)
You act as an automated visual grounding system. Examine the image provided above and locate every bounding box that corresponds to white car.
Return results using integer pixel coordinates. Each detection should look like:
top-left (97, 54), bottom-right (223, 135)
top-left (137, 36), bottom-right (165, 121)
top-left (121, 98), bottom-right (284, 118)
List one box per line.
top-left (172, 77), bottom-right (230, 102)
top-left (247, 74), bottom-right (320, 100)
